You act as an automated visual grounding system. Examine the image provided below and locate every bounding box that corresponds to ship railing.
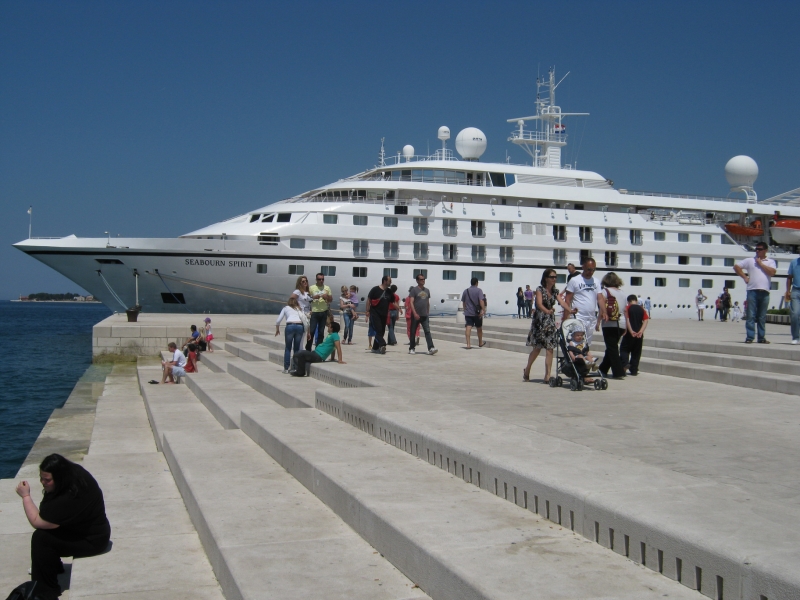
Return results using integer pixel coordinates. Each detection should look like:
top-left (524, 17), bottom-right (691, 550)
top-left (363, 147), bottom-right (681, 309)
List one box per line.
top-left (619, 189), bottom-right (748, 204)
top-left (352, 172), bottom-right (498, 186)
top-left (508, 130), bottom-right (567, 144)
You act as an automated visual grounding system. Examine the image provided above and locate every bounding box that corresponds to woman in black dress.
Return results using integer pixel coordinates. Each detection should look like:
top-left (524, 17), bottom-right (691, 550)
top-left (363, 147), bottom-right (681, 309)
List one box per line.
top-left (523, 269), bottom-right (574, 383)
top-left (516, 287), bottom-right (525, 318)
top-left (16, 454), bottom-right (111, 598)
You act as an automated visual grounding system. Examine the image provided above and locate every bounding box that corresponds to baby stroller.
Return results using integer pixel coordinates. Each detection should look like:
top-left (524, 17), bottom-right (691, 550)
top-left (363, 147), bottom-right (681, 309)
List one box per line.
top-left (549, 318), bottom-right (608, 391)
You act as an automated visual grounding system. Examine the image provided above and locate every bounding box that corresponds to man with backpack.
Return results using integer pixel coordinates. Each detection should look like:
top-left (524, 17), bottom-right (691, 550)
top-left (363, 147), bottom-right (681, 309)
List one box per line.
top-left (597, 272), bottom-right (627, 379)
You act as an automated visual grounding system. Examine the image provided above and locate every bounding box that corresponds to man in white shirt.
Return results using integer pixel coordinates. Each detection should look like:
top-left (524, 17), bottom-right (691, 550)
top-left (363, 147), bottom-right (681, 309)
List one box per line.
top-left (159, 342), bottom-right (187, 383)
top-left (564, 258), bottom-right (599, 346)
top-left (734, 242), bottom-right (777, 343)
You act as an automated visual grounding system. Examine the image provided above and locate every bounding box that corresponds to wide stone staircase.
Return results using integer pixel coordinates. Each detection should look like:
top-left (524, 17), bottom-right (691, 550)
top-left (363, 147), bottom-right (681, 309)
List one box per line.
top-left (131, 327), bottom-right (800, 600)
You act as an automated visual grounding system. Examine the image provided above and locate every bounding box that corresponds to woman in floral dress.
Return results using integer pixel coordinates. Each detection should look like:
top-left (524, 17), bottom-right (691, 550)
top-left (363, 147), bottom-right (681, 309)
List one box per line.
top-left (523, 268), bottom-right (574, 382)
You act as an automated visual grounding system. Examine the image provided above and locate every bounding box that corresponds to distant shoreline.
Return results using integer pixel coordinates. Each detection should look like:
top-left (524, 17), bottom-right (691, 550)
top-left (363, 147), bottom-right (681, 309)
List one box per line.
top-left (9, 299), bottom-right (102, 304)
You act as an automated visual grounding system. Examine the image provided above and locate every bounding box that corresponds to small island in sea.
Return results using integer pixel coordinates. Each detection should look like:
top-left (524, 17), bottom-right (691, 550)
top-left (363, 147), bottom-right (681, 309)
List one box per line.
top-left (12, 292), bottom-right (99, 303)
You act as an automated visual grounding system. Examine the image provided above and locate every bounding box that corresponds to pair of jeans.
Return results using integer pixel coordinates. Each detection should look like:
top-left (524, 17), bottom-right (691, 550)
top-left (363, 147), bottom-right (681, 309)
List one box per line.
top-left (619, 333), bottom-right (643, 374)
top-left (599, 325), bottom-right (625, 377)
top-left (342, 311), bottom-right (353, 343)
top-left (283, 323), bottom-right (304, 370)
top-left (388, 310), bottom-right (398, 344)
top-left (408, 315), bottom-right (434, 350)
top-left (306, 311), bottom-right (328, 350)
top-left (525, 299), bottom-right (533, 318)
top-left (745, 289), bottom-right (770, 341)
top-left (291, 349), bottom-right (322, 376)
top-left (790, 288), bottom-right (800, 341)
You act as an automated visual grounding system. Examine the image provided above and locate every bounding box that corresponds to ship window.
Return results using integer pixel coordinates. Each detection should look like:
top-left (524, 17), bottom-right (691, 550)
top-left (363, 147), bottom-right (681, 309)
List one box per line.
top-left (383, 268), bottom-right (398, 278)
top-left (701, 257), bottom-right (712, 266)
top-left (655, 278), bottom-right (667, 287)
top-left (443, 219), bottom-right (457, 236)
top-left (322, 240), bottom-right (337, 250)
top-left (472, 271), bottom-right (485, 281)
top-left (261, 214), bottom-right (275, 222)
top-left (323, 214), bottom-right (338, 224)
top-left (321, 265), bottom-right (336, 276)
top-left (678, 256), bottom-right (689, 265)
top-left (553, 225), bottom-right (566, 241)
top-left (258, 233), bottom-right (280, 245)
top-left (679, 278), bottom-right (690, 288)
top-left (489, 172), bottom-right (506, 187)
top-left (413, 269), bottom-right (428, 279)
top-left (353, 240), bottom-right (369, 257)
top-left (580, 249), bottom-right (593, 265)
top-left (250, 214), bottom-right (260, 223)
top-left (701, 234), bottom-right (712, 243)
top-left (443, 270), bottom-right (457, 280)
top-left (256, 264), bottom-right (268, 274)
top-left (655, 255), bottom-right (666, 264)
top-left (630, 252), bottom-right (643, 268)
top-left (288, 265), bottom-right (303, 275)
top-left (553, 249), bottom-right (567, 265)
top-left (702, 279), bottom-right (713, 288)
top-left (471, 220), bottom-right (485, 238)
top-left (630, 277), bottom-right (643, 286)
top-left (771, 281), bottom-right (779, 290)
top-left (630, 230), bottom-right (643, 245)
top-left (443, 244), bottom-right (458, 261)
top-left (521, 223), bottom-right (533, 235)
top-left (605, 228), bottom-right (618, 244)
top-left (353, 267), bottom-right (367, 278)
top-left (384, 241), bottom-right (399, 259)
top-left (472, 245), bottom-right (486, 262)
top-left (353, 215), bottom-right (368, 226)
top-left (579, 226), bottom-right (592, 243)
top-left (499, 247), bottom-right (513, 263)
top-left (413, 217), bottom-right (428, 234)
top-left (654, 231), bottom-right (666, 241)
top-left (499, 222), bottom-right (513, 239)
top-left (414, 242), bottom-right (428, 260)
top-left (384, 217), bottom-right (398, 227)
top-left (678, 233), bottom-right (689, 242)
top-left (724, 258), bottom-right (735, 266)
top-left (725, 280), bottom-right (736, 289)
top-left (161, 292), bottom-right (186, 304)
top-left (277, 213), bottom-right (291, 222)
top-left (290, 238), bottom-right (305, 249)
top-left (575, 204), bottom-right (585, 210)
top-left (556, 274), bottom-right (566, 284)
top-left (605, 251), bottom-right (618, 267)
top-left (499, 272), bottom-right (513, 282)
top-left (394, 205), bottom-right (408, 215)
top-left (505, 174), bottom-right (516, 186)
top-left (95, 259), bottom-right (124, 264)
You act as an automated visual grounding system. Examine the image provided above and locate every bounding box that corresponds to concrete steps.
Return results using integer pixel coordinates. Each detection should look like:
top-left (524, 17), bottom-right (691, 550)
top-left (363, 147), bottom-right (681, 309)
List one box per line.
top-left (139, 366), bottom-right (430, 600)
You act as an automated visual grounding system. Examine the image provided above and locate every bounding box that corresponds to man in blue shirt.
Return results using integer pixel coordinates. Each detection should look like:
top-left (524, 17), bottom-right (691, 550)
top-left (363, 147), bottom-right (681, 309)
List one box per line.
top-left (786, 256), bottom-right (800, 344)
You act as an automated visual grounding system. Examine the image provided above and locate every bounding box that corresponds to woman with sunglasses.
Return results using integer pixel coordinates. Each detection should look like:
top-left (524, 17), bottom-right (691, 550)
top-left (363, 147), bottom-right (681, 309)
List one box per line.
top-left (290, 276), bottom-right (312, 346)
top-left (523, 269), bottom-right (572, 383)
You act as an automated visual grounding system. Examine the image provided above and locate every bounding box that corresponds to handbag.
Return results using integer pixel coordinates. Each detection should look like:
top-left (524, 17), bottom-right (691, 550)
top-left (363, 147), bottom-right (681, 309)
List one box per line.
top-left (5, 581), bottom-right (50, 600)
top-left (296, 309), bottom-right (309, 332)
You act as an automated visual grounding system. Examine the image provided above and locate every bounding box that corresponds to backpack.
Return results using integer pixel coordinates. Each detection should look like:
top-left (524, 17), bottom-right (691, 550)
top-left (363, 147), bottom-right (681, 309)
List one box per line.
top-left (605, 290), bottom-right (621, 322)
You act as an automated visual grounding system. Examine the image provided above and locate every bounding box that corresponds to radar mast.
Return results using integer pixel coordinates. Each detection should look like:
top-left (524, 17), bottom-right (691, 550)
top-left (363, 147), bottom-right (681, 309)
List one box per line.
top-left (507, 68), bottom-right (589, 169)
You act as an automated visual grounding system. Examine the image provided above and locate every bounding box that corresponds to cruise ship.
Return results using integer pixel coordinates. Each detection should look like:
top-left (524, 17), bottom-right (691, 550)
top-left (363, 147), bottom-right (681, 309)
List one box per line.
top-left (14, 70), bottom-right (800, 317)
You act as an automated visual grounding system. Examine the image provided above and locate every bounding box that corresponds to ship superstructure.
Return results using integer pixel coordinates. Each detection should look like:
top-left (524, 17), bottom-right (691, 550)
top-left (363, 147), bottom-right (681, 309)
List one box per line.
top-left (14, 69), bottom-right (800, 316)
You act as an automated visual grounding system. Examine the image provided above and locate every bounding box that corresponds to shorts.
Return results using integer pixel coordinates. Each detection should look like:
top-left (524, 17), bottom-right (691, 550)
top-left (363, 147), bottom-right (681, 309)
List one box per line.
top-left (172, 366), bottom-right (186, 377)
top-left (465, 315), bottom-right (483, 328)
top-left (206, 334), bottom-right (214, 341)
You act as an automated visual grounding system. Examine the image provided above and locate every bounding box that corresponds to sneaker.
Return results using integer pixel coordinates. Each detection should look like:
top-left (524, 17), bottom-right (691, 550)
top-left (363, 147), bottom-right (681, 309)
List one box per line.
top-left (282, 369), bottom-right (289, 374)
top-left (409, 348), bottom-right (416, 355)
top-left (380, 345), bottom-right (387, 354)
top-left (792, 340), bottom-right (799, 345)
top-left (428, 348), bottom-right (438, 355)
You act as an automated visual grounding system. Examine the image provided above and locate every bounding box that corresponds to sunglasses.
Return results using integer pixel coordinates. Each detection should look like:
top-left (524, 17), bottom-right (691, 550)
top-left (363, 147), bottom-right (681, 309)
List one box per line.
top-left (546, 275), bottom-right (557, 279)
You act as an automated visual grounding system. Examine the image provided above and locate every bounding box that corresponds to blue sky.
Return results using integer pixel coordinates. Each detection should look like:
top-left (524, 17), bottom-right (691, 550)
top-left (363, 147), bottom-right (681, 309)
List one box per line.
top-left (2, 1), bottom-right (799, 299)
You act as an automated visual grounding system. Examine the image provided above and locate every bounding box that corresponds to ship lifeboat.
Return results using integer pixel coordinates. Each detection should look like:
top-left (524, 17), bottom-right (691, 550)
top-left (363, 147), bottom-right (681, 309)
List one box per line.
top-left (724, 220), bottom-right (764, 237)
top-left (769, 219), bottom-right (800, 245)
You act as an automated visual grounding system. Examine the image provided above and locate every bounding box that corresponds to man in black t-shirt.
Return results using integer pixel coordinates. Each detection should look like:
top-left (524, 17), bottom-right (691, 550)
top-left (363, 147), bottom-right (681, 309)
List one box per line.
top-left (620, 295), bottom-right (649, 376)
top-left (367, 275), bottom-right (392, 354)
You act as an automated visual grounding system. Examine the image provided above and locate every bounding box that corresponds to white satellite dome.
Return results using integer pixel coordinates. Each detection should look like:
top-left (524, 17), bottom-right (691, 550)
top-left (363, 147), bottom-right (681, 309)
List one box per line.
top-left (438, 126), bottom-right (450, 141)
top-left (725, 155), bottom-right (759, 189)
top-left (455, 127), bottom-right (487, 160)
top-left (402, 145), bottom-right (415, 161)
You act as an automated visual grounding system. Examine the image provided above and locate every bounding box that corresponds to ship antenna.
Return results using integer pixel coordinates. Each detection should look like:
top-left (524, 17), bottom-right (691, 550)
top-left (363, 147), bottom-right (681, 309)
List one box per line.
top-left (378, 138), bottom-right (386, 167)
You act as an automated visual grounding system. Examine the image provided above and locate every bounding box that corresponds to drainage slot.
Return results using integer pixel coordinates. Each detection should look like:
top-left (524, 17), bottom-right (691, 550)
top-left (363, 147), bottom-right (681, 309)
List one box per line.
top-left (658, 549), bottom-right (664, 574)
top-left (676, 558), bottom-right (682, 583)
top-left (427, 449), bottom-right (430, 463)
top-left (594, 521), bottom-right (600, 543)
top-left (523, 490), bottom-right (528, 509)
top-left (447, 457), bottom-right (450, 472)
top-left (545, 500), bottom-right (550, 520)
top-left (569, 510), bottom-right (574, 531)
top-left (624, 535), bottom-right (630, 558)
top-left (469, 468), bottom-right (473, 484)
top-left (461, 464), bottom-right (465, 480)
top-left (513, 486), bottom-right (517, 505)
top-left (557, 505), bottom-right (562, 525)
top-left (695, 567), bottom-right (702, 593)
top-left (609, 528), bottom-right (614, 550)
top-left (477, 471), bottom-right (481, 488)
top-left (494, 478), bottom-right (498, 495)
top-left (640, 542), bottom-right (646, 566)
top-left (716, 575), bottom-right (723, 600)
top-left (503, 482), bottom-right (508, 500)
top-left (534, 495), bottom-right (539, 514)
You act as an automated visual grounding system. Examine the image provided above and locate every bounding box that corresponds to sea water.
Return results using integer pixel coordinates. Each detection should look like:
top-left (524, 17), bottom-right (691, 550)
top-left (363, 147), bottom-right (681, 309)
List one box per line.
top-left (0, 300), bottom-right (111, 478)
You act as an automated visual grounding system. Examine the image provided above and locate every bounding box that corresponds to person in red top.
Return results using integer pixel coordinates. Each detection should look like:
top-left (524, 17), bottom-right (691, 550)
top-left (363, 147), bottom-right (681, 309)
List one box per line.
top-left (184, 343), bottom-right (199, 373)
top-left (620, 295), bottom-right (649, 376)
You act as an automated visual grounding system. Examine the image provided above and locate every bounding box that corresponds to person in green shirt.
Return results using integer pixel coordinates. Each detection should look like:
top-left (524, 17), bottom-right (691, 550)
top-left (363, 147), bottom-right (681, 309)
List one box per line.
top-left (291, 322), bottom-right (345, 376)
top-left (307, 272), bottom-right (333, 350)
